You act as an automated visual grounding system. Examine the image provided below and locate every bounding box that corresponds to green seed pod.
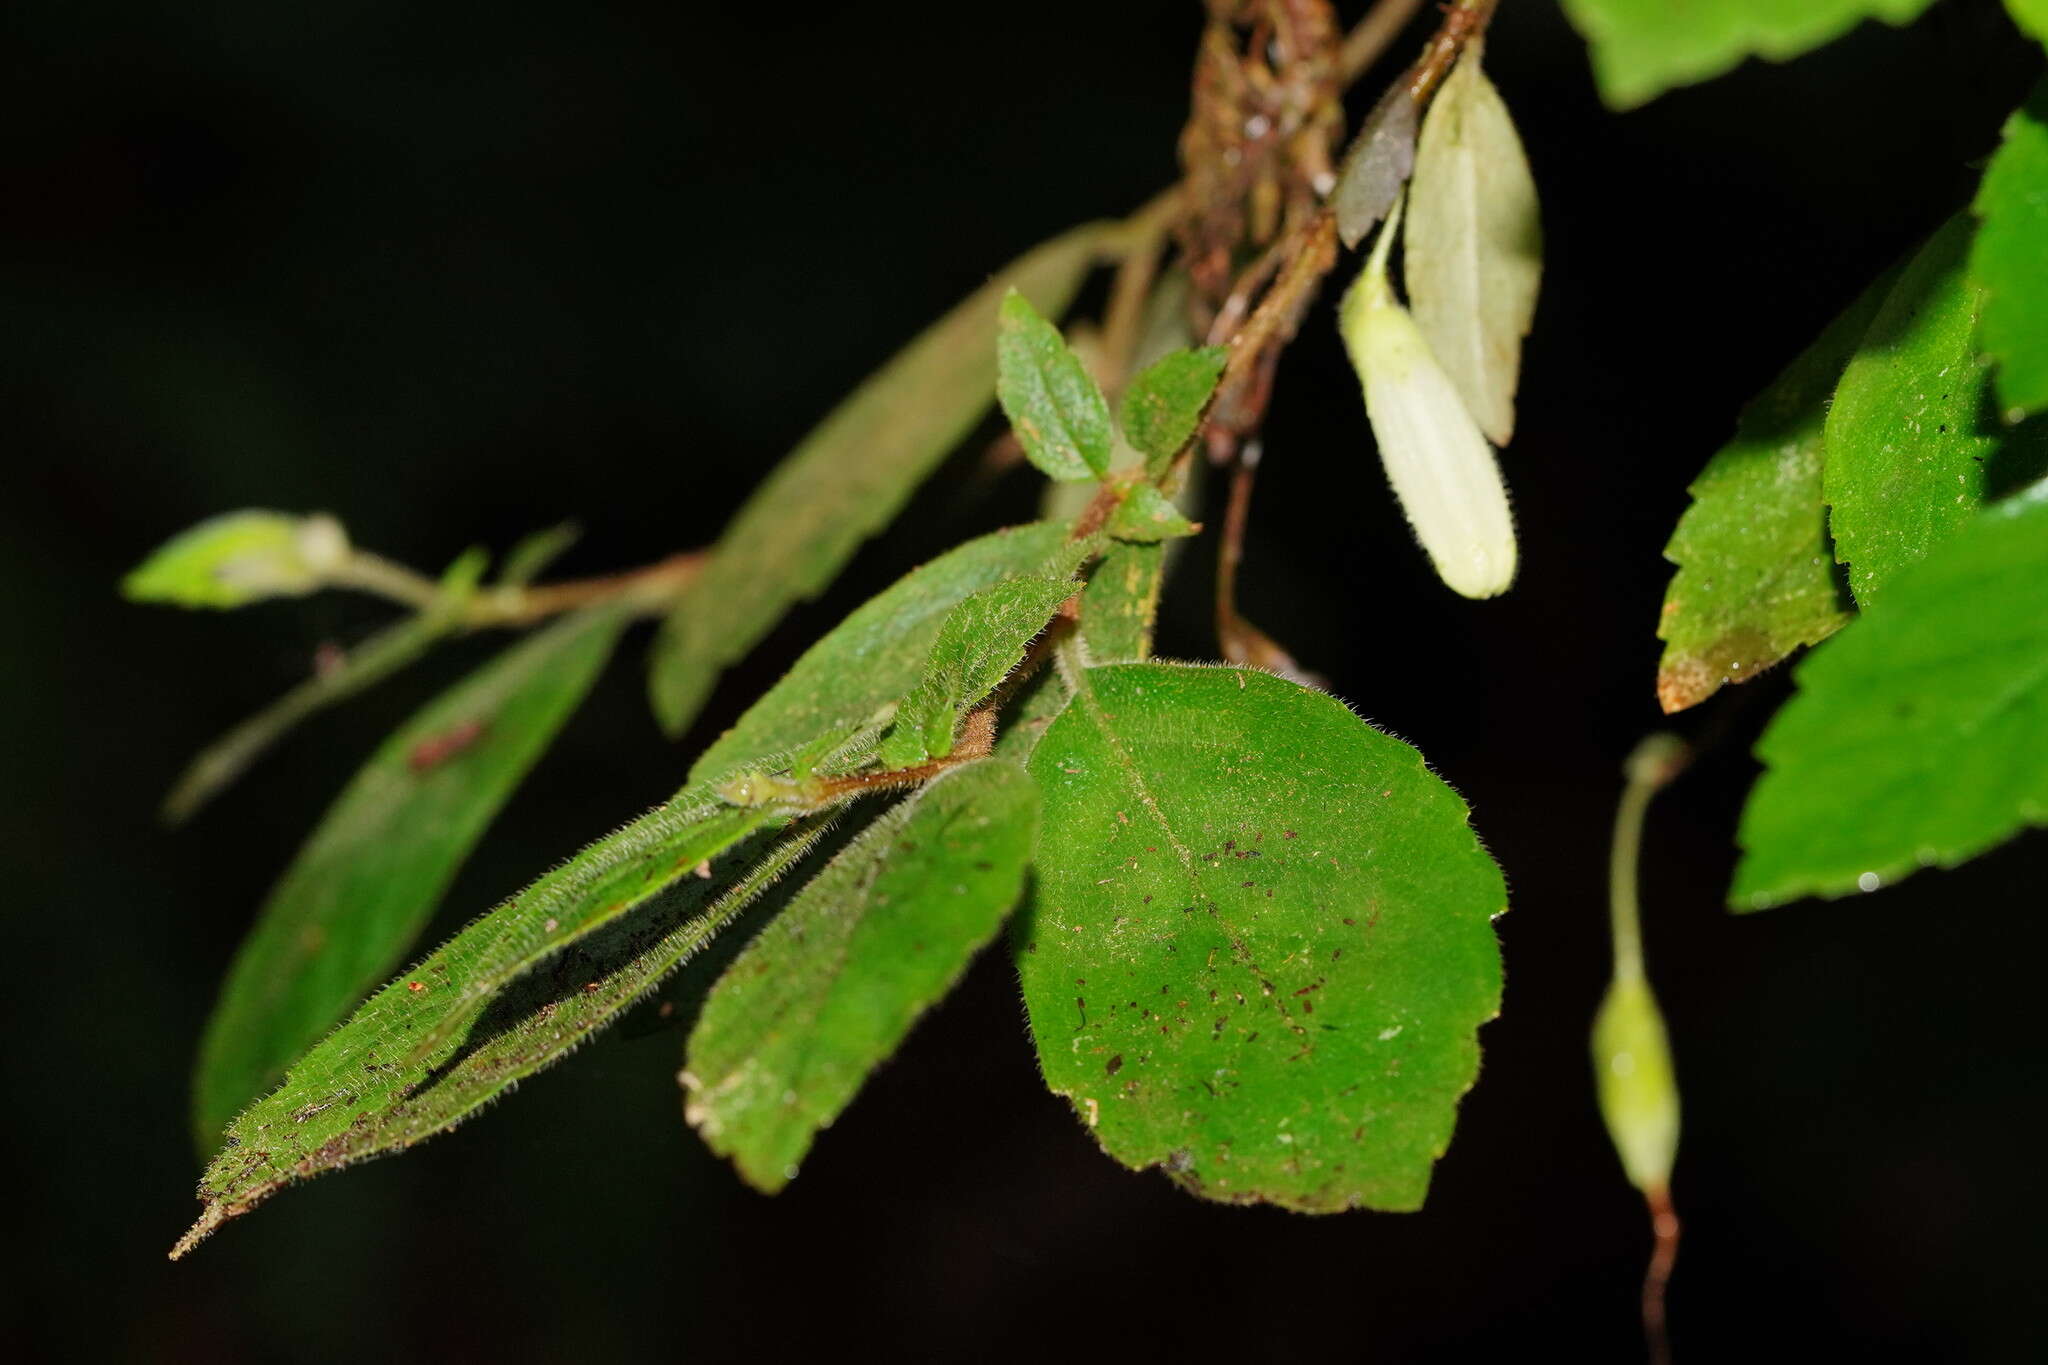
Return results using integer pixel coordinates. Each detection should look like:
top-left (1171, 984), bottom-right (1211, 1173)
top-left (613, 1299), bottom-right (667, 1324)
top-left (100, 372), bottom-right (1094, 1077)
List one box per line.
top-left (1592, 972), bottom-right (1679, 1194)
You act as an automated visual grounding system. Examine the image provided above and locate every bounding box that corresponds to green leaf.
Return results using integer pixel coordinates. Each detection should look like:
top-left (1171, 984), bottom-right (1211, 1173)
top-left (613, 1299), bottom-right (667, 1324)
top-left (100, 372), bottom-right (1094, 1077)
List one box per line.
top-left (1017, 663), bottom-right (1506, 1212)
top-left (683, 760), bottom-right (1037, 1191)
top-left (192, 603), bottom-right (628, 1141)
top-left (688, 521), bottom-right (1078, 782)
top-left (124, 510), bottom-right (351, 609)
top-left (1970, 85), bottom-right (2048, 420)
top-left (1405, 42), bottom-right (1541, 447)
top-left (495, 521), bottom-right (581, 587)
top-left (875, 575), bottom-right (1080, 769)
top-left (1824, 215), bottom-right (2048, 601)
top-left (1119, 346), bottom-right (1227, 474)
top-left (163, 550), bottom-right (490, 823)
top-left (1559, 0), bottom-right (1937, 110)
top-left (1731, 480), bottom-right (2048, 909)
top-left (2007, 0), bottom-right (2048, 43)
top-left (1077, 540), bottom-right (1165, 662)
top-left (996, 288), bottom-right (1115, 481)
top-left (1653, 270), bottom-right (1891, 712)
top-left (647, 222), bottom-right (1108, 735)
top-left (174, 820), bottom-right (833, 1259)
top-left (1105, 483), bottom-right (1198, 544)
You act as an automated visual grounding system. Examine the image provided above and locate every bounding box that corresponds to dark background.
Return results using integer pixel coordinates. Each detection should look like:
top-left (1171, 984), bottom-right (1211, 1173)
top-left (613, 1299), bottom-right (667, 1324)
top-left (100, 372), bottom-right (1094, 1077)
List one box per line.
top-left (8, 2), bottom-right (2045, 1360)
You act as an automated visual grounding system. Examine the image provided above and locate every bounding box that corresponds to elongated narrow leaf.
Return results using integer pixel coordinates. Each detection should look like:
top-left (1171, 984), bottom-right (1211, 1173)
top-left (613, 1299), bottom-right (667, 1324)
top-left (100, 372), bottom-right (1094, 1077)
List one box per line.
top-left (174, 821), bottom-right (833, 1259)
top-left (1654, 270), bottom-right (1892, 711)
top-left (164, 550), bottom-right (490, 823)
top-left (1732, 481), bottom-right (2048, 909)
top-left (648, 222), bottom-right (1108, 735)
top-left (1120, 347), bottom-right (1227, 474)
top-left (1405, 42), bottom-right (1541, 447)
top-left (1970, 86), bottom-right (2048, 419)
top-left (684, 761), bottom-right (1037, 1190)
top-left (496, 521), bottom-right (581, 587)
top-left (1560, 0), bottom-right (1937, 110)
top-left (996, 289), bottom-right (1116, 481)
top-left (125, 510), bottom-right (350, 609)
top-left (1017, 663), bottom-right (1506, 1212)
top-left (193, 604), bottom-right (628, 1140)
top-left (876, 576), bottom-right (1079, 768)
top-left (1825, 216), bottom-right (2048, 601)
top-left (689, 522), bottom-right (1076, 782)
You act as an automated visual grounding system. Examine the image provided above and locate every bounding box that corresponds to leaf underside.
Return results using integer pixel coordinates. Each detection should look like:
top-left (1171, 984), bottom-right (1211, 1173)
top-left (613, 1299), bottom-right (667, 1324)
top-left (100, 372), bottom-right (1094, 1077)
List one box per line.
top-left (1016, 663), bottom-right (1505, 1213)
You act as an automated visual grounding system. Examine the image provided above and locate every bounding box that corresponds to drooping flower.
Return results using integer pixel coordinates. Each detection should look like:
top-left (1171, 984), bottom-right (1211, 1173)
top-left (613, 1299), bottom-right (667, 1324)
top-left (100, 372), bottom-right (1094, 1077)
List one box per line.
top-left (1339, 192), bottom-right (1518, 599)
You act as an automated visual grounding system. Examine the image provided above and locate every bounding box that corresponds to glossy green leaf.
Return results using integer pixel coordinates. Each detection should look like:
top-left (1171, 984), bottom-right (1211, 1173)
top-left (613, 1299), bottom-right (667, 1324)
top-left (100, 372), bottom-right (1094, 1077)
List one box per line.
top-left (124, 510), bottom-right (351, 609)
top-left (1017, 663), bottom-right (1506, 1212)
top-left (1119, 346), bottom-right (1227, 475)
top-left (1732, 480), bottom-right (2048, 909)
top-left (496, 521), bottom-right (581, 587)
top-left (996, 289), bottom-right (1116, 482)
top-left (174, 820), bottom-right (833, 1259)
top-left (1970, 86), bottom-right (2048, 419)
top-left (684, 760), bottom-right (1037, 1191)
top-left (1106, 483), bottom-right (1199, 544)
top-left (1653, 271), bottom-right (1890, 711)
top-left (192, 603), bottom-right (628, 1141)
top-left (647, 222), bottom-right (1107, 735)
top-left (1405, 42), bottom-right (1541, 447)
top-left (875, 576), bottom-right (1079, 769)
top-left (1825, 216), bottom-right (2048, 601)
top-left (1560, 0), bottom-right (1936, 109)
top-left (689, 522), bottom-right (1078, 782)
top-left (163, 550), bottom-right (490, 824)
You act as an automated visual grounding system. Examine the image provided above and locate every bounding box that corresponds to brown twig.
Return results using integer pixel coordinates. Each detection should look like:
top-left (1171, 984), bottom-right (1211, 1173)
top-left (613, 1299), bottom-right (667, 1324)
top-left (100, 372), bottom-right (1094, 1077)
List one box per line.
top-left (1643, 1184), bottom-right (1681, 1365)
top-left (467, 549), bottom-right (706, 627)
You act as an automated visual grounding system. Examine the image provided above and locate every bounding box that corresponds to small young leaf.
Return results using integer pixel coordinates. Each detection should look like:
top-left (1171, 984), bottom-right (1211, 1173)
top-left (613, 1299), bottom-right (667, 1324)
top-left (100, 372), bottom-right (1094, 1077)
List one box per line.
top-left (1653, 268), bottom-right (1893, 712)
top-left (689, 521), bottom-right (1077, 783)
top-left (1119, 346), bottom-right (1227, 474)
top-left (1560, 0), bottom-right (1938, 110)
top-left (875, 575), bottom-right (1079, 769)
top-left (174, 820), bottom-right (833, 1259)
top-left (1105, 483), bottom-right (1198, 544)
top-left (683, 760), bottom-right (1037, 1191)
top-left (495, 521), bottom-right (582, 587)
top-left (648, 222), bottom-right (1108, 735)
top-left (192, 603), bottom-right (627, 1140)
top-left (1405, 41), bottom-right (1541, 447)
top-left (124, 510), bottom-right (350, 609)
top-left (1334, 84), bottom-right (1419, 249)
top-left (1970, 85), bottom-right (2048, 420)
top-left (1017, 663), bottom-right (1506, 1212)
top-left (163, 550), bottom-right (490, 823)
top-left (996, 289), bottom-right (1116, 481)
top-left (1732, 480), bottom-right (2048, 909)
top-left (1824, 215), bottom-right (2048, 601)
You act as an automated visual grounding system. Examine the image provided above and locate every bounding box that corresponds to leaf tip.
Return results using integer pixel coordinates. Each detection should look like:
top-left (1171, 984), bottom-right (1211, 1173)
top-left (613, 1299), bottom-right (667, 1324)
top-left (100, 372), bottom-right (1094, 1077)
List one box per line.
top-left (168, 1201), bottom-right (226, 1261)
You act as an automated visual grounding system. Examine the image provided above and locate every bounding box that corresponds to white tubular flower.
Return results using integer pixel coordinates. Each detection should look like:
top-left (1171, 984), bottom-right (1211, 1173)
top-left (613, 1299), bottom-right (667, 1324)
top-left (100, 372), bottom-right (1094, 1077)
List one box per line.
top-left (1339, 193), bottom-right (1518, 599)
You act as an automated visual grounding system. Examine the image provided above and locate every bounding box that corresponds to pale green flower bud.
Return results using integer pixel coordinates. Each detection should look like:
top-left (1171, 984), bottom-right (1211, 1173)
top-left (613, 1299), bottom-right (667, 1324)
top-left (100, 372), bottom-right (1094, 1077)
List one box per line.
top-left (1593, 973), bottom-right (1680, 1195)
top-left (1339, 195), bottom-right (1518, 598)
